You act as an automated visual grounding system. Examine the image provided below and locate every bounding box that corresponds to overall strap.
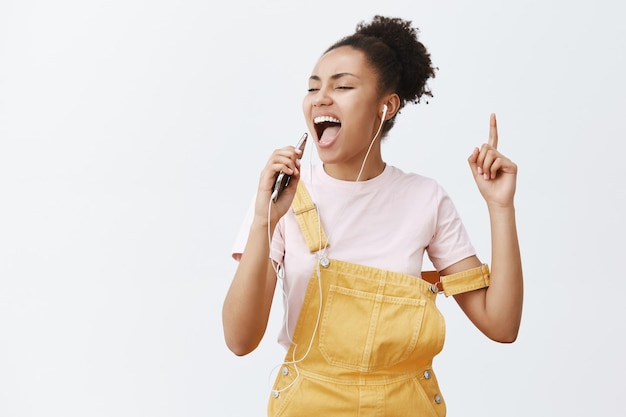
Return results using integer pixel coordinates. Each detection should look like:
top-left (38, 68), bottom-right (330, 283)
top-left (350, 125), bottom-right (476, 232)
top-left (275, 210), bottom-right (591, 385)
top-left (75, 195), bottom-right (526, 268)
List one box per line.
top-left (422, 264), bottom-right (491, 296)
top-left (291, 182), bottom-right (329, 253)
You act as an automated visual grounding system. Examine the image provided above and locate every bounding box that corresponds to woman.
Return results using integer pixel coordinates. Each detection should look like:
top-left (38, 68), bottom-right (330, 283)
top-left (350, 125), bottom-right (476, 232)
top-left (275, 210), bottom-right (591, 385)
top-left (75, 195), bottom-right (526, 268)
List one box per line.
top-left (223, 15), bottom-right (523, 416)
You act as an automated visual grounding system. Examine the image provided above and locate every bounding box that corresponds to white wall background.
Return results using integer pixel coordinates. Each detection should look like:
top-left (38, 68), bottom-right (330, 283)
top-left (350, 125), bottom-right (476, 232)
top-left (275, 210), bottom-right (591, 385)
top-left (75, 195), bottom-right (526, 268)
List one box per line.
top-left (1, 0), bottom-right (624, 416)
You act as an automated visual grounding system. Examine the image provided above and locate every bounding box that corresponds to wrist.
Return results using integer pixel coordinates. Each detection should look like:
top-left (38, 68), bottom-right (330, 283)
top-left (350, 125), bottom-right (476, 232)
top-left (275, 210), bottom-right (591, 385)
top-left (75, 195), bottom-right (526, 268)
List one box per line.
top-left (486, 198), bottom-right (515, 212)
top-left (486, 203), bottom-right (517, 223)
top-left (251, 215), bottom-right (271, 230)
top-left (486, 200), bottom-right (514, 214)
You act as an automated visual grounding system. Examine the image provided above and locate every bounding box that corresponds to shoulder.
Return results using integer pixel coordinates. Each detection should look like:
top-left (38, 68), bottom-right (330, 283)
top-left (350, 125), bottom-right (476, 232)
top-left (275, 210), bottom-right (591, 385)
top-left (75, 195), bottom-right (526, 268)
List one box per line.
top-left (384, 165), bottom-right (445, 196)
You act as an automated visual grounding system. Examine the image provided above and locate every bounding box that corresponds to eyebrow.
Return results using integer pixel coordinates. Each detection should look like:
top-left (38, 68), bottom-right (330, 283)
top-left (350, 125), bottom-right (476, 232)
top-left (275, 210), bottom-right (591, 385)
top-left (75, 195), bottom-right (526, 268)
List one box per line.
top-left (309, 72), bottom-right (360, 82)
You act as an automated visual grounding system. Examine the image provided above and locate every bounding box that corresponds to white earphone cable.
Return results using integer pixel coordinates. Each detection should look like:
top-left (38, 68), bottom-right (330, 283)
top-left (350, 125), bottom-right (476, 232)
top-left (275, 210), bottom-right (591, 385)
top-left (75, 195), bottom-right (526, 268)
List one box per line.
top-left (266, 107), bottom-right (387, 395)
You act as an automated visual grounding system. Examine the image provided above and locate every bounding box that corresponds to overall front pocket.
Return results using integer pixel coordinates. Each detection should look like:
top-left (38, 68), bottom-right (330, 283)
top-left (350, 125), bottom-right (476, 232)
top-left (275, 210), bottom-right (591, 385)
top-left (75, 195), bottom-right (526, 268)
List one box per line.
top-left (318, 284), bottom-right (427, 372)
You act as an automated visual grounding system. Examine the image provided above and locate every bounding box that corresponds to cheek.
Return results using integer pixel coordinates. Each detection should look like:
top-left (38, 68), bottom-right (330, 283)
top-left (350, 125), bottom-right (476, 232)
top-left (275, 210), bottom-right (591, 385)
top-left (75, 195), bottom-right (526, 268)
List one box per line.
top-left (302, 95), bottom-right (312, 114)
top-left (302, 98), bottom-right (315, 131)
top-left (351, 108), bottom-right (377, 131)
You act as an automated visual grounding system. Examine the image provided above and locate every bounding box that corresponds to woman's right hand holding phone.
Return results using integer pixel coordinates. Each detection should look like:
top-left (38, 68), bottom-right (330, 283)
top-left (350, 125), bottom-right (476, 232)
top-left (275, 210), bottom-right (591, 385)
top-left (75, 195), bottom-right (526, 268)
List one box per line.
top-left (254, 144), bottom-right (303, 230)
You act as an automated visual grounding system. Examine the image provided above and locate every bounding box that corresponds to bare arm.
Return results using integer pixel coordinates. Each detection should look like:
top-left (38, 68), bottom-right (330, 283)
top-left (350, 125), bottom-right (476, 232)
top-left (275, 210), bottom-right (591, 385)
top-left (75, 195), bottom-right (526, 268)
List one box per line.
top-left (222, 145), bottom-right (303, 356)
top-left (440, 114), bottom-right (523, 343)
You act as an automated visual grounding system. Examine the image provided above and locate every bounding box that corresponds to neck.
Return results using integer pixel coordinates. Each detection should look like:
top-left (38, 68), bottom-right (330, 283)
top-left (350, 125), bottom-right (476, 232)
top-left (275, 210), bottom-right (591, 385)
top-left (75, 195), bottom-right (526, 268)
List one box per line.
top-left (323, 154), bottom-right (386, 182)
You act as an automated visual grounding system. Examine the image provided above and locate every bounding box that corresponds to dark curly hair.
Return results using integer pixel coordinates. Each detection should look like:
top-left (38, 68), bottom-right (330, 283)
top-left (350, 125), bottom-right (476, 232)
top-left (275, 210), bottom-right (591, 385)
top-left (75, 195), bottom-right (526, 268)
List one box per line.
top-left (325, 16), bottom-right (436, 135)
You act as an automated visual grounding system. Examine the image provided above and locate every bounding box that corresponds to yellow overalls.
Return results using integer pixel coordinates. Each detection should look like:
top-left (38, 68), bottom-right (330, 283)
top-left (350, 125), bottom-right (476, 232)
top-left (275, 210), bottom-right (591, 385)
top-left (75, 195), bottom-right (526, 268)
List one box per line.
top-left (268, 183), bottom-right (490, 417)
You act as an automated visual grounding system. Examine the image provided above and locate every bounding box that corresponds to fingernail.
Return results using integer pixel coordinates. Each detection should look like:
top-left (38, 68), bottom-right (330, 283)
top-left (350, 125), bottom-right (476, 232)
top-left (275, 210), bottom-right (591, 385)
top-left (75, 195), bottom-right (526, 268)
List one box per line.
top-left (477, 167), bottom-right (483, 175)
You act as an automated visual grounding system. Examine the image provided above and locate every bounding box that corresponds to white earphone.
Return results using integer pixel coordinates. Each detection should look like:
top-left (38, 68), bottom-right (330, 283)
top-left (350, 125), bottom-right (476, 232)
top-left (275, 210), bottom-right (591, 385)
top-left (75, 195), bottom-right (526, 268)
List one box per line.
top-left (382, 104), bottom-right (388, 119)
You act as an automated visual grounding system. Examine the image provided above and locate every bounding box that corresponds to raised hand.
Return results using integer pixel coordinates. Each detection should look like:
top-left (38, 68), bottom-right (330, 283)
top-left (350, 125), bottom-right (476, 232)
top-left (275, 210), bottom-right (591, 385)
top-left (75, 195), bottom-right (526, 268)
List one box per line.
top-left (468, 113), bottom-right (518, 208)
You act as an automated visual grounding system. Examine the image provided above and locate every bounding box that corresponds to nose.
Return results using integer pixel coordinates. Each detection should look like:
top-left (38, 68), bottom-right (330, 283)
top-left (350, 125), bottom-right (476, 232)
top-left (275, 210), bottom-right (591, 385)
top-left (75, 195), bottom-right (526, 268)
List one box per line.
top-left (313, 85), bottom-right (332, 107)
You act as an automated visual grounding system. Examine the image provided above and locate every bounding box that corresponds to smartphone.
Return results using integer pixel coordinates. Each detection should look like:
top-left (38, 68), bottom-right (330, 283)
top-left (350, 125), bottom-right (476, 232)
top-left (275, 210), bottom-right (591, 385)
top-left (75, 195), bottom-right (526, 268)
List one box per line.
top-left (271, 133), bottom-right (308, 203)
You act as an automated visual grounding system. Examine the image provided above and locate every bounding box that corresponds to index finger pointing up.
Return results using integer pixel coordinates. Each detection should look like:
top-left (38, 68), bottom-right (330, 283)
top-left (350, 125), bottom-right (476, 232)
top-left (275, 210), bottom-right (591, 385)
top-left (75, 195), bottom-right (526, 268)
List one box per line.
top-left (489, 113), bottom-right (499, 148)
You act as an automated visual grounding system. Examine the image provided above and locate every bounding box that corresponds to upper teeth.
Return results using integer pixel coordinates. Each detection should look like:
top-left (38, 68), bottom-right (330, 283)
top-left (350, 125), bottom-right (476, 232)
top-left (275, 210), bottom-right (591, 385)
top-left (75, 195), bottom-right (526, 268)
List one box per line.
top-left (314, 116), bottom-right (340, 124)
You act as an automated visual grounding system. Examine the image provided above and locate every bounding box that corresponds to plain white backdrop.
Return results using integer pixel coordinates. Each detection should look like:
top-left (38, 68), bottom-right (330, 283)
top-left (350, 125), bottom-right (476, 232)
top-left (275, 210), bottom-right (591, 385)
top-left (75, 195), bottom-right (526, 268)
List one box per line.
top-left (1, 0), bottom-right (624, 416)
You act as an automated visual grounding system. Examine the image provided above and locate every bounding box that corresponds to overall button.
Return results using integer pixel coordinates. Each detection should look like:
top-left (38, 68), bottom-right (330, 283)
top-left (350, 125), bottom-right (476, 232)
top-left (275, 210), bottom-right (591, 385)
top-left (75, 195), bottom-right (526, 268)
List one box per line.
top-left (272, 390), bottom-right (280, 398)
top-left (434, 394), bottom-right (442, 404)
top-left (281, 366), bottom-right (289, 376)
top-left (319, 257), bottom-right (330, 268)
top-left (423, 369), bottom-right (431, 379)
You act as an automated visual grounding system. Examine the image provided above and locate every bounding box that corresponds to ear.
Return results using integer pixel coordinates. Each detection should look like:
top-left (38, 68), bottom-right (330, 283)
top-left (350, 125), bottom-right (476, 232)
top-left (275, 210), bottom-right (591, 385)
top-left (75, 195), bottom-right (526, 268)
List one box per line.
top-left (380, 93), bottom-right (401, 121)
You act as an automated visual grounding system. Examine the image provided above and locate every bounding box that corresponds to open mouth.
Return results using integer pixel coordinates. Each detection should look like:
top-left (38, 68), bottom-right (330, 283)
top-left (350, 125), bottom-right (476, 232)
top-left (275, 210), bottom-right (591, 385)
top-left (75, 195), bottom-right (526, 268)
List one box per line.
top-left (314, 116), bottom-right (341, 143)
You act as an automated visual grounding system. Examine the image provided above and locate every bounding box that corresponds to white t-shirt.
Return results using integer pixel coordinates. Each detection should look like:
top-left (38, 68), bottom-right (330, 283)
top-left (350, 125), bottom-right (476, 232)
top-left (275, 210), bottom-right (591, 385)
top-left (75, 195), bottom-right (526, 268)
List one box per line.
top-left (232, 164), bottom-right (475, 349)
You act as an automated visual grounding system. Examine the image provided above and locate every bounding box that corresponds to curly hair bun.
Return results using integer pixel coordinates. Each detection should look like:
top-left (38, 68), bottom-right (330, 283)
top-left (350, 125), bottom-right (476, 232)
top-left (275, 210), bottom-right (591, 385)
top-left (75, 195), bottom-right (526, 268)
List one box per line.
top-left (328, 15), bottom-right (436, 107)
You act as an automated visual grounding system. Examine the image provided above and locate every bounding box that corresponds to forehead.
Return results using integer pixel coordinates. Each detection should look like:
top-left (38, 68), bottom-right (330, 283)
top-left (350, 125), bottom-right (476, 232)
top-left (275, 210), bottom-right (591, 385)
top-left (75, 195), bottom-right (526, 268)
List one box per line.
top-left (310, 46), bottom-right (376, 80)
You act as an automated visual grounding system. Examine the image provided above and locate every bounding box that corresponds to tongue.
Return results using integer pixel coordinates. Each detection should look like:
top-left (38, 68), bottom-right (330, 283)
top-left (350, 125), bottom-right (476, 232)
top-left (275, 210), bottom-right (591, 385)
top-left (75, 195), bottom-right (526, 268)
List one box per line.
top-left (320, 125), bottom-right (340, 144)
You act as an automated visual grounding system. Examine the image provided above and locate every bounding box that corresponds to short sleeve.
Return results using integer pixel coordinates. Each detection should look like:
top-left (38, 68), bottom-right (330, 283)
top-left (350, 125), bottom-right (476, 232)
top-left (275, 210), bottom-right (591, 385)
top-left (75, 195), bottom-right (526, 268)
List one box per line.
top-left (426, 186), bottom-right (476, 271)
top-left (231, 196), bottom-right (255, 261)
top-left (230, 196), bottom-right (286, 265)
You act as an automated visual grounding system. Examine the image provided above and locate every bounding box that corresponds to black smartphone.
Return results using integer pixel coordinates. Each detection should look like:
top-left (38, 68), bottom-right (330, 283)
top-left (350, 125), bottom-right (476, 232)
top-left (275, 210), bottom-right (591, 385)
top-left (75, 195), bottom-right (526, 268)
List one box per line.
top-left (271, 133), bottom-right (308, 203)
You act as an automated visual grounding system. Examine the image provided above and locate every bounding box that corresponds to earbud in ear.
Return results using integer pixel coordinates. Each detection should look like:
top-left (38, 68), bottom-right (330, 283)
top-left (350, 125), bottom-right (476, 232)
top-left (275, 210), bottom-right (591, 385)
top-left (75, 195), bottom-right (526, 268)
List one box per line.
top-left (382, 104), bottom-right (388, 119)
